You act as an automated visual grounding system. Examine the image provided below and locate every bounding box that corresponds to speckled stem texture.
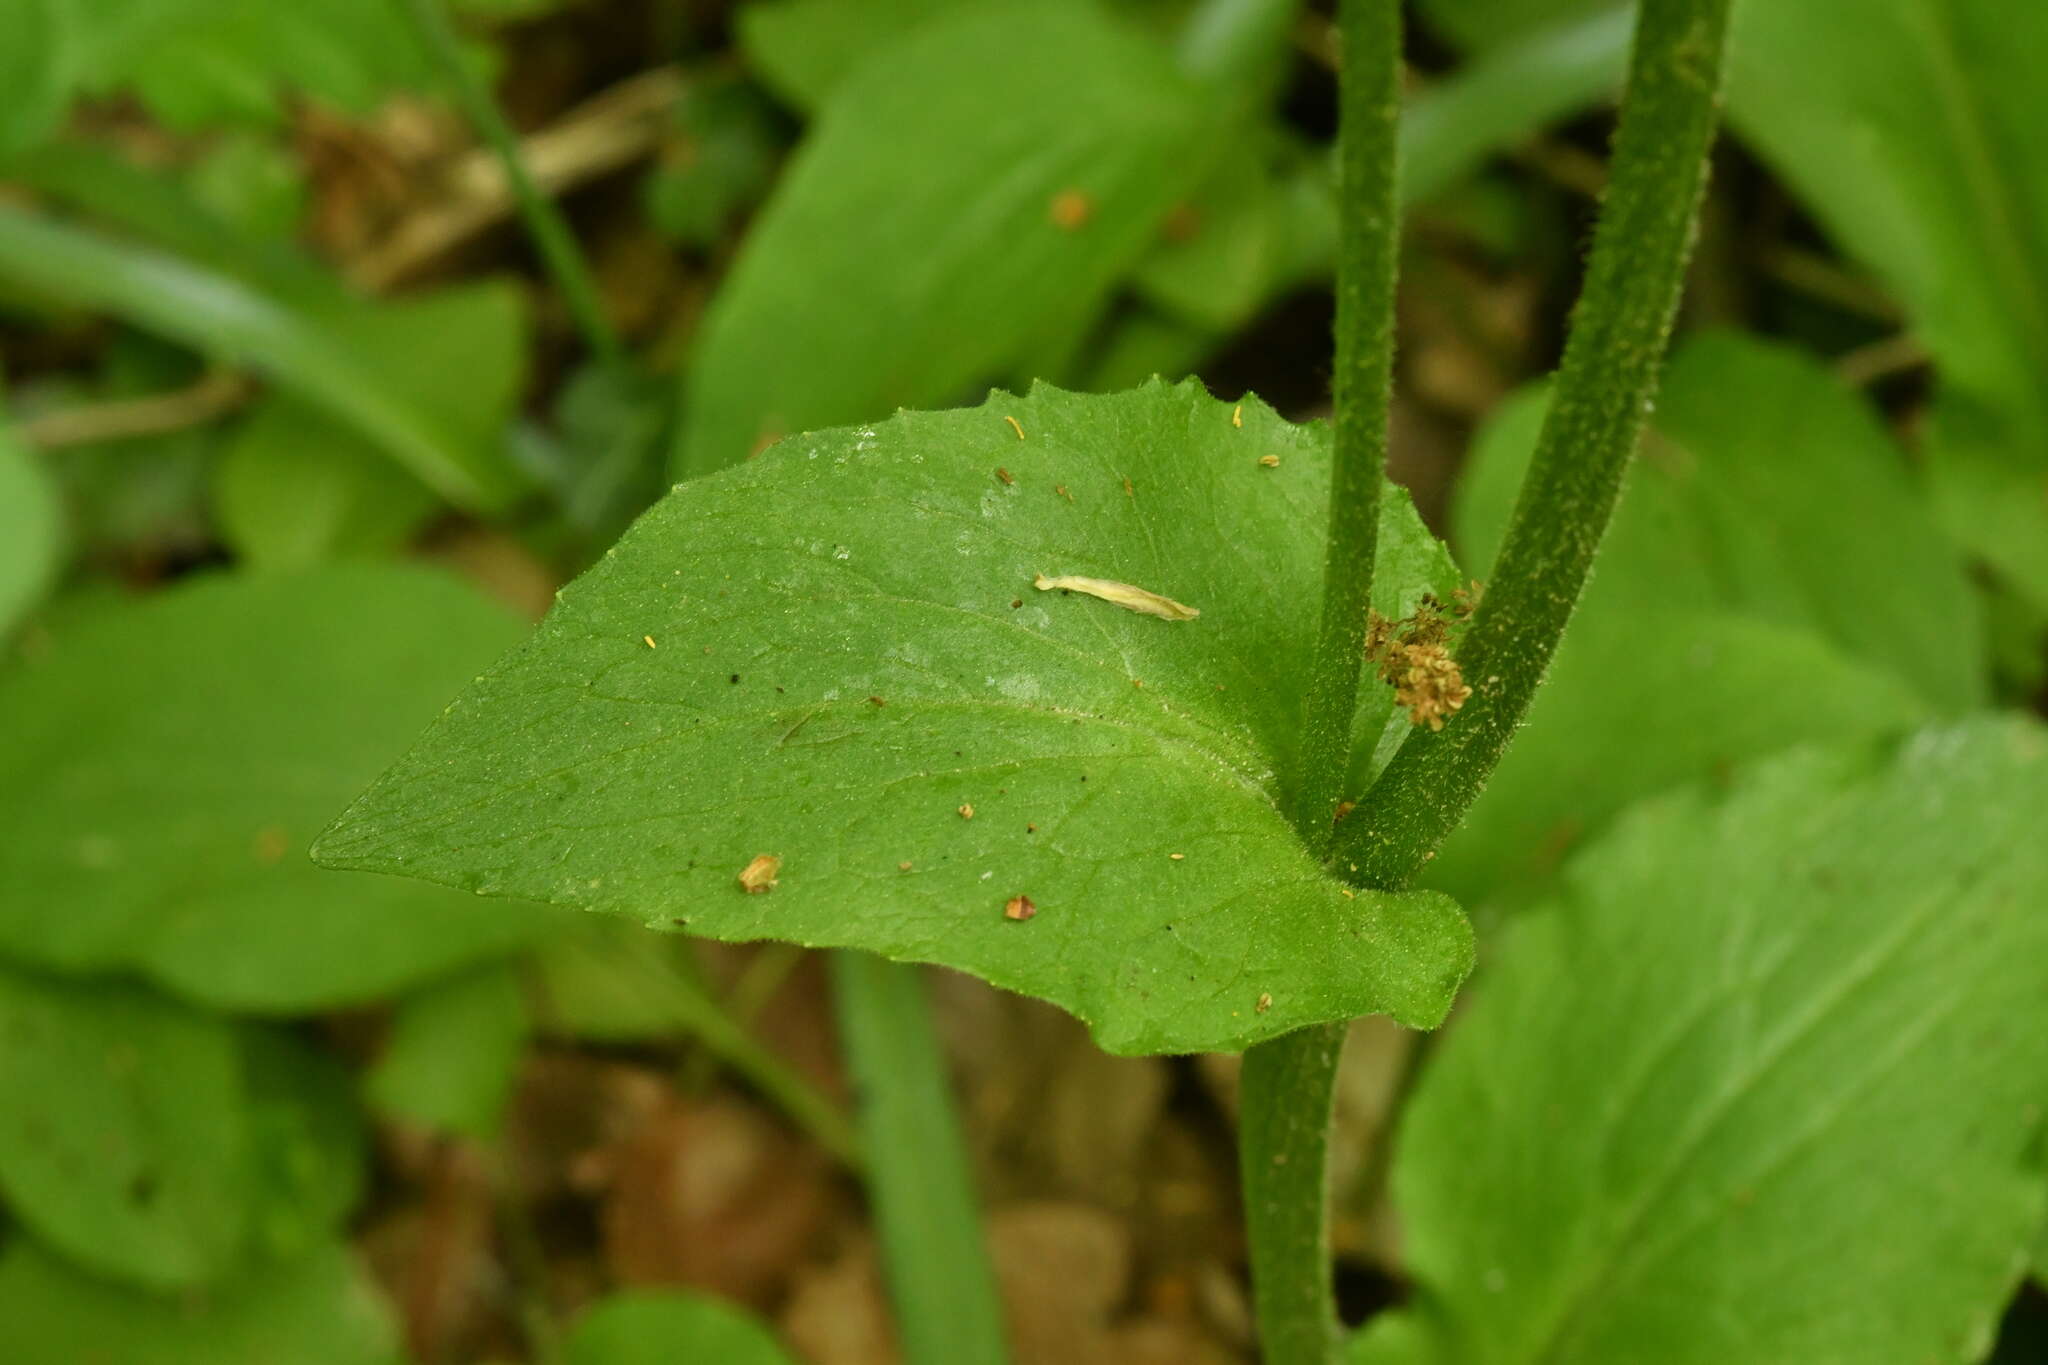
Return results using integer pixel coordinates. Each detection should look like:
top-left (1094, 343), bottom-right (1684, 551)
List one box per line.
top-left (1243, 2), bottom-right (1733, 1362)
top-left (1338, 0), bottom-right (1732, 888)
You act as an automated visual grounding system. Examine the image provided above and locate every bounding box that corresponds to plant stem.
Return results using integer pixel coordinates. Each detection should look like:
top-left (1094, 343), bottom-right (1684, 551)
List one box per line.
top-left (1241, 6), bottom-right (1404, 1362)
top-left (396, 0), bottom-right (626, 369)
top-left (1243, 4), bottom-right (1732, 1363)
top-left (1335, 0), bottom-right (1731, 888)
top-left (1239, 1020), bottom-right (1348, 1365)
top-left (831, 952), bottom-right (1008, 1365)
top-left (1294, 0), bottom-right (1403, 859)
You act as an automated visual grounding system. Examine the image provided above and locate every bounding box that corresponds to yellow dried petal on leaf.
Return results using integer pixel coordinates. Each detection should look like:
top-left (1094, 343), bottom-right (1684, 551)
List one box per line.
top-left (1032, 573), bottom-right (1200, 621)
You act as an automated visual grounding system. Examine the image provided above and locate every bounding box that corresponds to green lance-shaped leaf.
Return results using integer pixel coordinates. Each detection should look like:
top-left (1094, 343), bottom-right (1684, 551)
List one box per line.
top-left (318, 381), bottom-right (1475, 1056)
top-left (1355, 717), bottom-right (2048, 1365)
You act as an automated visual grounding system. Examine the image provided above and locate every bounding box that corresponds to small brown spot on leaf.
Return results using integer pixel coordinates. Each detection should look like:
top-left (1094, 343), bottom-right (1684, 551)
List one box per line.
top-left (1010, 598), bottom-right (1024, 609)
top-left (898, 860), bottom-right (913, 872)
top-left (729, 673), bottom-right (741, 684)
top-left (1004, 895), bottom-right (1037, 921)
top-left (738, 854), bottom-right (780, 894)
top-left (958, 803), bottom-right (975, 820)
top-left (252, 827), bottom-right (290, 864)
top-left (1048, 189), bottom-right (1093, 230)
top-left (996, 466), bottom-right (1015, 486)
top-left (1256, 992), bottom-right (1272, 1014)
top-left (1055, 484), bottom-right (1073, 501)
top-left (867, 695), bottom-right (885, 706)
top-left (1122, 475), bottom-right (1134, 497)
top-left (1333, 800), bottom-right (1356, 824)
top-left (1026, 823), bottom-right (1037, 833)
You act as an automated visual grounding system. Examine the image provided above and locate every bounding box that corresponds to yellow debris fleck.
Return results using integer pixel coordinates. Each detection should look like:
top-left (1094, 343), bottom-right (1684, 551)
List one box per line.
top-left (958, 803), bottom-right (975, 820)
top-left (1258, 454), bottom-right (1280, 468)
top-left (1232, 403), bottom-right (1243, 428)
top-left (1033, 573), bottom-right (1200, 622)
top-left (738, 854), bottom-right (780, 894)
top-left (643, 635), bottom-right (657, 649)
top-left (1003, 415), bottom-right (1025, 441)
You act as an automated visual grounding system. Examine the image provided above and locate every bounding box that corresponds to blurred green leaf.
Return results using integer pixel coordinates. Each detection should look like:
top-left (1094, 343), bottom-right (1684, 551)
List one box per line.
top-left (215, 279), bottom-right (529, 569)
top-left (1400, 6), bottom-right (1631, 206)
top-left (0, 975), bottom-right (363, 1292)
top-left (1356, 717), bottom-right (2048, 1365)
top-left (643, 74), bottom-right (787, 249)
top-left (1432, 332), bottom-right (1967, 904)
top-left (0, 429), bottom-right (62, 636)
top-left (367, 960), bottom-right (530, 1140)
top-left (563, 1290), bottom-right (797, 1365)
top-left (1725, 0), bottom-right (2048, 606)
top-left (318, 381), bottom-right (1474, 1055)
top-left (737, 0), bottom-right (965, 110)
top-left (0, 564), bottom-right (567, 1005)
top-left (0, 205), bottom-right (517, 510)
top-left (0, 965), bottom-right (247, 1287)
top-left (1132, 145), bottom-right (1335, 335)
top-left (1415, 0), bottom-right (1610, 52)
top-left (674, 2), bottom-right (1221, 477)
top-left (0, 1239), bottom-right (399, 1365)
top-left (527, 917), bottom-right (713, 1042)
top-left (240, 1027), bottom-right (367, 1265)
top-left (0, 0), bottom-right (71, 159)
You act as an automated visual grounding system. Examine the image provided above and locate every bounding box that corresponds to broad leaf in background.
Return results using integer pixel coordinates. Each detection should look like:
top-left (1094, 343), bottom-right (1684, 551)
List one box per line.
top-left (0, 971), bottom-right (366, 1291)
top-left (564, 1290), bottom-right (797, 1365)
top-left (0, 205), bottom-right (517, 510)
top-left (674, 2), bottom-right (1221, 476)
top-left (0, 966), bottom-right (246, 1287)
top-left (0, 565), bottom-right (567, 1007)
top-left (0, 1240), bottom-right (398, 1365)
top-left (216, 279), bottom-right (529, 569)
top-left (0, 0), bottom-right (526, 147)
top-left (0, 428), bottom-right (61, 636)
top-left (1725, 0), bottom-right (2048, 607)
top-left (367, 960), bottom-right (531, 1139)
top-left (241, 1027), bottom-right (368, 1265)
top-left (319, 382), bottom-right (1474, 1055)
top-left (1356, 717), bottom-right (2048, 1365)
top-left (737, 0), bottom-right (964, 111)
top-left (1416, 0), bottom-right (1609, 52)
top-left (1429, 332), bottom-right (1964, 904)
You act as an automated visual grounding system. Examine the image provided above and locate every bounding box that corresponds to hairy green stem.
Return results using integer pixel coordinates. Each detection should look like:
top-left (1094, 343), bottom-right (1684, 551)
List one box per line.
top-left (1336, 0), bottom-right (1731, 887)
top-left (396, 0), bottom-right (625, 368)
top-left (1243, 3), bottom-right (1731, 1363)
top-left (831, 953), bottom-right (1009, 1365)
top-left (1295, 0), bottom-right (1403, 859)
top-left (1240, 1021), bottom-right (1349, 1365)
top-left (1242, 6), bottom-right (1404, 1363)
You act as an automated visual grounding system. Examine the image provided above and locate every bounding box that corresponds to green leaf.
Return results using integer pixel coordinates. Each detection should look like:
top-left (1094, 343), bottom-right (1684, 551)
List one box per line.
top-left (1431, 332), bottom-right (1961, 904)
top-left (564, 1290), bottom-right (796, 1365)
top-left (240, 1026), bottom-right (368, 1265)
top-left (0, 564), bottom-right (568, 1006)
top-left (675, 2), bottom-right (1221, 477)
top-left (318, 381), bottom-right (1475, 1056)
top-left (0, 428), bottom-right (62, 636)
top-left (736, 0), bottom-right (965, 111)
top-left (0, 1239), bottom-right (399, 1365)
top-left (215, 279), bottom-right (528, 569)
top-left (2, 0), bottom-right (441, 140)
top-left (642, 73), bottom-right (785, 249)
top-left (1724, 0), bottom-right (2048, 604)
top-left (0, 204), bottom-right (516, 510)
top-left (1416, 0), bottom-right (1612, 52)
top-left (367, 960), bottom-right (531, 1140)
top-left (0, 965), bottom-right (247, 1287)
top-left (1356, 717), bottom-right (2048, 1365)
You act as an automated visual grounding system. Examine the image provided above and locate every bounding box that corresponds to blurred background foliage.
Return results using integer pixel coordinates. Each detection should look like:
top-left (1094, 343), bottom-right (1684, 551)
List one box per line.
top-left (1, 0), bottom-right (2044, 1361)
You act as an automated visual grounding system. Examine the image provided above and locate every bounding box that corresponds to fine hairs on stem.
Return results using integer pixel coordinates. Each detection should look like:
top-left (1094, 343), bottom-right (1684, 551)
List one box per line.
top-left (1237, 2), bottom-right (1733, 1362)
